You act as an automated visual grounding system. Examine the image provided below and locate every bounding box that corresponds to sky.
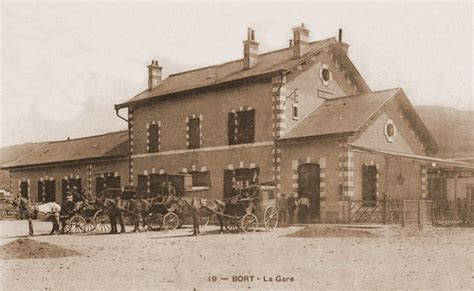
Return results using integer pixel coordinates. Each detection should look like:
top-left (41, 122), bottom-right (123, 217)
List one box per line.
top-left (0, 2), bottom-right (472, 147)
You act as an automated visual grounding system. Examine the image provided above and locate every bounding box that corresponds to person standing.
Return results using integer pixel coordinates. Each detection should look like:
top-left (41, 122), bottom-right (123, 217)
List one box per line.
top-left (287, 193), bottom-right (297, 224)
top-left (297, 196), bottom-right (310, 223)
top-left (191, 197), bottom-right (201, 236)
top-left (49, 205), bottom-right (60, 235)
top-left (115, 196), bottom-right (126, 233)
top-left (277, 193), bottom-right (288, 224)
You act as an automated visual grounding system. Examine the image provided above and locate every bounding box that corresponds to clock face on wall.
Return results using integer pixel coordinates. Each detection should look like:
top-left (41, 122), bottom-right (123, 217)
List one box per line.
top-left (384, 119), bottom-right (396, 143)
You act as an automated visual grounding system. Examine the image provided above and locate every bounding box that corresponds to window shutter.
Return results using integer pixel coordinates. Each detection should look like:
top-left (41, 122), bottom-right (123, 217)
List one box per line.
top-left (368, 166), bottom-right (377, 201)
top-left (223, 169), bottom-right (235, 199)
top-left (62, 179), bottom-right (68, 201)
top-left (248, 109), bottom-right (255, 143)
top-left (362, 164), bottom-right (369, 202)
top-left (236, 109), bottom-right (255, 144)
top-left (95, 176), bottom-right (105, 197)
top-left (228, 113), bottom-right (236, 145)
top-left (20, 182), bottom-right (28, 199)
top-left (189, 118), bottom-right (200, 149)
top-left (149, 174), bottom-right (161, 196)
top-left (149, 124), bottom-right (160, 153)
top-left (38, 181), bottom-right (44, 202)
top-left (137, 175), bottom-right (148, 197)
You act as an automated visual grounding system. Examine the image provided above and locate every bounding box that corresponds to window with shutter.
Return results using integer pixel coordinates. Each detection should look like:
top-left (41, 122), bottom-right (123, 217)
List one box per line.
top-left (149, 124), bottom-right (160, 153)
top-left (95, 176), bottom-right (105, 197)
top-left (44, 180), bottom-right (56, 202)
top-left (237, 109), bottom-right (255, 144)
top-left (223, 170), bottom-right (235, 199)
top-left (20, 182), bottom-right (28, 199)
top-left (188, 118), bottom-right (200, 149)
top-left (228, 113), bottom-right (237, 145)
top-left (362, 165), bottom-right (377, 206)
top-left (38, 181), bottom-right (45, 202)
top-left (137, 175), bottom-right (148, 197)
top-left (149, 174), bottom-right (161, 196)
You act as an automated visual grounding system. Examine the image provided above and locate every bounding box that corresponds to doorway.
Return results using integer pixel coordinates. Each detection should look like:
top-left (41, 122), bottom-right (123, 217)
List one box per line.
top-left (297, 163), bottom-right (321, 220)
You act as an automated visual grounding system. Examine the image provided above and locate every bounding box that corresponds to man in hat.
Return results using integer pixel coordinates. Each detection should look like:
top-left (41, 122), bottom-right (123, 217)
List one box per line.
top-left (287, 193), bottom-right (297, 224)
top-left (71, 186), bottom-right (80, 202)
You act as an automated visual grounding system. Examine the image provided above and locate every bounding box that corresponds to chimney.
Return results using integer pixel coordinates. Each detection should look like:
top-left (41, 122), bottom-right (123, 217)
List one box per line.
top-left (147, 60), bottom-right (162, 90)
top-left (338, 28), bottom-right (350, 55)
top-left (289, 39), bottom-right (293, 47)
top-left (292, 23), bottom-right (310, 58)
top-left (243, 28), bottom-right (259, 70)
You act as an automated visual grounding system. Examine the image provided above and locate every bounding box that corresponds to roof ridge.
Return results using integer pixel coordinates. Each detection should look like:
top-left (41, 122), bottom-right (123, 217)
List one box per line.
top-left (47, 130), bottom-right (128, 144)
top-left (168, 38), bottom-right (334, 78)
top-left (3, 143), bottom-right (50, 168)
top-left (352, 88), bottom-right (400, 132)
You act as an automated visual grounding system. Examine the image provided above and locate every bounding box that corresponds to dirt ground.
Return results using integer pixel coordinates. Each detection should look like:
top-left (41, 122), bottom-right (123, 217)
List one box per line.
top-left (0, 221), bottom-right (472, 290)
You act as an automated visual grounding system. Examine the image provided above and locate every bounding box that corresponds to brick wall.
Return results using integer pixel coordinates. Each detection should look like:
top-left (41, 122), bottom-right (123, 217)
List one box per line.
top-left (10, 159), bottom-right (128, 203)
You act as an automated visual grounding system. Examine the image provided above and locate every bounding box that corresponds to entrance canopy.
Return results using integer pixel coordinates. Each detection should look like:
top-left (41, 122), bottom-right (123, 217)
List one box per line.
top-left (351, 145), bottom-right (474, 171)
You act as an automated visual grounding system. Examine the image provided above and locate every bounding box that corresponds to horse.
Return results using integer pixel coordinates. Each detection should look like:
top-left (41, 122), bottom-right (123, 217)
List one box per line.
top-left (10, 196), bottom-right (61, 236)
top-left (95, 195), bottom-right (152, 232)
top-left (122, 198), bottom-right (152, 232)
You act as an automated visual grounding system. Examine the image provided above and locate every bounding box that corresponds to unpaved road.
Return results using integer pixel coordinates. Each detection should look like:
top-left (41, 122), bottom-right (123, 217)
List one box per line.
top-left (0, 221), bottom-right (472, 290)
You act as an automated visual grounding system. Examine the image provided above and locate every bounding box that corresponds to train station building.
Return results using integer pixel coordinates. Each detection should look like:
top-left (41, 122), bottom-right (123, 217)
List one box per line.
top-left (4, 131), bottom-right (129, 204)
top-left (114, 24), bottom-right (474, 223)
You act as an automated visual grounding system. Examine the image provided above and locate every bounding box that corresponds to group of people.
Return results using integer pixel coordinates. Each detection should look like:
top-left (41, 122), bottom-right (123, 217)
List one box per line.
top-left (277, 193), bottom-right (311, 224)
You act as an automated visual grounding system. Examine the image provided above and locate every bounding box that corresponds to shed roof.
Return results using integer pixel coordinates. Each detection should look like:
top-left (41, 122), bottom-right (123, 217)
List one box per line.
top-left (115, 38), bottom-right (370, 109)
top-left (281, 88), bottom-right (399, 140)
top-left (3, 131), bottom-right (128, 169)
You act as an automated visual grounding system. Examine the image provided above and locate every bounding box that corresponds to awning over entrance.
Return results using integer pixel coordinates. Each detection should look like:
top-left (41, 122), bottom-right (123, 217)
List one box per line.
top-left (350, 145), bottom-right (474, 170)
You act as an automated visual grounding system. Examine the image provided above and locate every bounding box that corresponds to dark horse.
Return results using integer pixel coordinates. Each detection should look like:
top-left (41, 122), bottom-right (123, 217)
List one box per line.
top-left (95, 195), bottom-right (153, 232)
top-left (10, 197), bottom-right (61, 236)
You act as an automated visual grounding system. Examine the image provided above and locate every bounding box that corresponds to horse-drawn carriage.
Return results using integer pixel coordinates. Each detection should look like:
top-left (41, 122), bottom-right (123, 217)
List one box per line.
top-left (202, 182), bottom-right (279, 233)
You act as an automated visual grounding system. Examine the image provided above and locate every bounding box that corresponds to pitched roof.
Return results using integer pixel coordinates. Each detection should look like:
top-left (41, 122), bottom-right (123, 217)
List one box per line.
top-left (0, 142), bottom-right (48, 189)
top-left (281, 88), bottom-right (400, 140)
top-left (3, 131), bottom-right (129, 169)
top-left (280, 88), bottom-right (438, 153)
top-left (115, 38), bottom-right (370, 109)
top-left (0, 142), bottom-right (48, 167)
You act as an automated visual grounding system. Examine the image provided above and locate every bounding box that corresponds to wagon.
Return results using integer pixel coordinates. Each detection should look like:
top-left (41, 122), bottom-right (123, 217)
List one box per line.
top-left (147, 187), bottom-right (212, 231)
top-left (203, 182), bottom-right (279, 233)
top-left (62, 201), bottom-right (99, 234)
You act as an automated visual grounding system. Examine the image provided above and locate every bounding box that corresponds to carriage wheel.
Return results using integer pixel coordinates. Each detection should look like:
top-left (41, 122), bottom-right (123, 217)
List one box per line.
top-left (62, 219), bottom-right (72, 234)
top-left (92, 210), bottom-right (111, 233)
top-left (148, 213), bottom-right (163, 231)
top-left (263, 205), bottom-right (278, 231)
top-left (70, 216), bottom-right (87, 234)
top-left (224, 218), bottom-right (240, 233)
top-left (163, 212), bottom-right (179, 231)
top-left (84, 218), bottom-right (95, 233)
top-left (200, 215), bottom-right (210, 226)
top-left (241, 213), bottom-right (258, 232)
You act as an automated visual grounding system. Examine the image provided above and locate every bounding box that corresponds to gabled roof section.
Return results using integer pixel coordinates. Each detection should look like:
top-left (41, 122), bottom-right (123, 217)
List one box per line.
top-left (115, 38), bottom-right (370, 109)
top-left (281, 88), bottom-right (399, 140)
top-left (3, 131), bottom-right (129, 169)
top-left (280, 88), bottom-right (438, 154)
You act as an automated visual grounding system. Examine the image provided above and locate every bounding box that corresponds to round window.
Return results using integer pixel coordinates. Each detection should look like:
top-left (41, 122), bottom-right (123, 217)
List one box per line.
top-left (386, 123), bottom-right (395, 137)
top-left (321, 68), bottom-right (330, 82)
